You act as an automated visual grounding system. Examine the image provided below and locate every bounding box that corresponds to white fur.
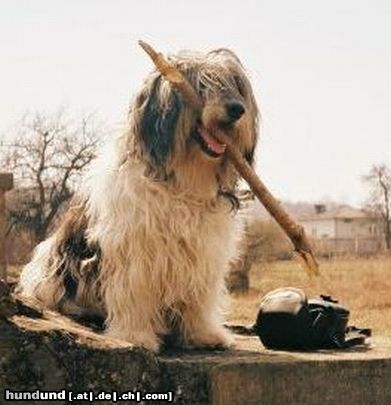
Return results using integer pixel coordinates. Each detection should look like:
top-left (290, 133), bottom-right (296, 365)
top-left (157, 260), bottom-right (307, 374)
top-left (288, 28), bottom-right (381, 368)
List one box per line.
top-left (87, 139), bottom-right (242, 349)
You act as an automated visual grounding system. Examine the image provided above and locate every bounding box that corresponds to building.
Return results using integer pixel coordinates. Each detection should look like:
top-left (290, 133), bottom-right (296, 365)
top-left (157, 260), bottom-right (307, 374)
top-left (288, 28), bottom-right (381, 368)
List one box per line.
top-left (300, 204), bottom-right (384, 255)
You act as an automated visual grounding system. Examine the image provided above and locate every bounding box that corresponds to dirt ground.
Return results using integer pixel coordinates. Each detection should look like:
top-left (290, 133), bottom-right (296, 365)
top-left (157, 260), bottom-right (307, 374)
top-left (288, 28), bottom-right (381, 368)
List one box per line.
top-left (229, 256), bottom-right (391, 337)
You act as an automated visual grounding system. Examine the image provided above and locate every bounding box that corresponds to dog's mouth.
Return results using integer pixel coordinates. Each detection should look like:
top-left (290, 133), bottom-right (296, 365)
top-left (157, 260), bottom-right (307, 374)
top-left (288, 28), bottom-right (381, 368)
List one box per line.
top-left (191, 124), bottom-right (227, 158)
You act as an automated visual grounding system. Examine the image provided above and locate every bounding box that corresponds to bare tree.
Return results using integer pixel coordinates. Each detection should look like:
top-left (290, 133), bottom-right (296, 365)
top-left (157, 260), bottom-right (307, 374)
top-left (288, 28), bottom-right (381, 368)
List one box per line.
top-left (363, 164), bottom-right (391, 250)
top-left (0, 110), bottom-right (104, 242)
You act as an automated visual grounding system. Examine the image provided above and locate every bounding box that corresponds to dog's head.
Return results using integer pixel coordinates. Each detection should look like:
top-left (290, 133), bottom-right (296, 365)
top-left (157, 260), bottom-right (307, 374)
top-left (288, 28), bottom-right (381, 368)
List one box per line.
top-left (129, 48), bottom-right (259, 196)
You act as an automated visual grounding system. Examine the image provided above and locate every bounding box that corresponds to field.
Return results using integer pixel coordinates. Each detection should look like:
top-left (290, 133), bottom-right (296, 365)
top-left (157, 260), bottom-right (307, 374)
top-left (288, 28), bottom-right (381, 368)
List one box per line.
top-left (228, 256), bottom-right (391, 338)
top-left (9, 256), bottom-right (391, 338)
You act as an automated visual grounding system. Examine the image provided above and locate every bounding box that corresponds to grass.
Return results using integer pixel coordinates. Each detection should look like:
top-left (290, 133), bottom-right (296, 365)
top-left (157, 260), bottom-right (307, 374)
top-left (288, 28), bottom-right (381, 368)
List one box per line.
top-left (228, 256), bottom-right (391, 338)
top-left (8, 257), bottom-right (391, 337)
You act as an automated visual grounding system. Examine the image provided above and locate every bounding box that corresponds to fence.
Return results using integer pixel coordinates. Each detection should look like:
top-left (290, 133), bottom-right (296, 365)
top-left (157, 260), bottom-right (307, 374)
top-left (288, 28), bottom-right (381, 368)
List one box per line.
top-left (312, 236), bottom-right (385, 256)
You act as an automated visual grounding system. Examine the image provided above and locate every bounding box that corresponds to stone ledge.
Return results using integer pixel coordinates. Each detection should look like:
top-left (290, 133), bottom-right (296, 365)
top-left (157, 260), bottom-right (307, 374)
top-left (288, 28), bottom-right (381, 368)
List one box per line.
top-left (1, 294), bottom-right (391, 405)
top-left (160, 336), bottom-right (391, 405)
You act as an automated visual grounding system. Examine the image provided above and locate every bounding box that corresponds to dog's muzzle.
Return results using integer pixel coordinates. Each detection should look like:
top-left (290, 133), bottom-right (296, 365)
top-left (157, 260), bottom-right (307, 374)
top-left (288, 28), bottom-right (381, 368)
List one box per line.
top-left (192, 101), bottom-right (245, 158)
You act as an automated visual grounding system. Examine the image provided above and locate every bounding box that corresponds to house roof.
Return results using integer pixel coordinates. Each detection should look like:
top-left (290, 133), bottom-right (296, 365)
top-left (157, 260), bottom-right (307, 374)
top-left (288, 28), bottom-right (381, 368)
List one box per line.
top-left (300, 205), bottom-right (376, 221)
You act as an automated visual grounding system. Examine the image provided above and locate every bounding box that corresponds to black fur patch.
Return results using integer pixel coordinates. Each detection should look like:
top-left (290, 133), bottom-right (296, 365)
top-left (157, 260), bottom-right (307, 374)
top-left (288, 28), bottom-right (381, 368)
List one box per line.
top-left (218, 190), bottom-right (240, 211)
top-left (63, 270), bottom-right (78, 300)
top-left (57, 226), bottom-right (100, 300)
top-left (140, 76), bottom-right (182, 166)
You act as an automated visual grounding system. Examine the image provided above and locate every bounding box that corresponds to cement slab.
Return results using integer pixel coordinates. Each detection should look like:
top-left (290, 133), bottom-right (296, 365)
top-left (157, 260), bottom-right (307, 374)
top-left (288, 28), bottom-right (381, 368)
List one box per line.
top-left (160, 336), bottom-right (391, 405)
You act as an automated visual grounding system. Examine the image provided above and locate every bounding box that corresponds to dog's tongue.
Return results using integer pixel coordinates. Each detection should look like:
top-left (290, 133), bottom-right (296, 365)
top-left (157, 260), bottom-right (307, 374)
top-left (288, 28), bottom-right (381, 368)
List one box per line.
top-left (199, 127), bottom-right (227, 155)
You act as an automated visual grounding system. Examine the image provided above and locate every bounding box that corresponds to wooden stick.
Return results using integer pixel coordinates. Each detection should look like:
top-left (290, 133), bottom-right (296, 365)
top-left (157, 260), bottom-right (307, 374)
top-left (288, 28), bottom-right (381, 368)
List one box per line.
top-left (138, 40), bottom-right (319, 276)
top-left (138, 41), bottom-right (204, 111)
top-left (211, 128), bottom-right (319, 276)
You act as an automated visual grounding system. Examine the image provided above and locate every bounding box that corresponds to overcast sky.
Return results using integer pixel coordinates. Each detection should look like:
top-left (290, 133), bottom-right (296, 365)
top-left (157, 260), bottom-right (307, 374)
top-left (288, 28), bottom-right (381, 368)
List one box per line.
top-left (1, 0), bottom-right (390, 205)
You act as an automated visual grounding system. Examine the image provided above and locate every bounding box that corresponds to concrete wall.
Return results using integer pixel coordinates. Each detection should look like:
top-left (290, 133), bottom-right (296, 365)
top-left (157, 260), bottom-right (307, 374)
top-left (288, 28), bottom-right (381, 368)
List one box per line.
top-left (302, 219), bottom-right (336, 238)
top-left (335, 218), bottom-right (380, 239)
top-left (302, 216), bottom-right (384, 255)
top-left (302, 217), bottom-right (382, 240)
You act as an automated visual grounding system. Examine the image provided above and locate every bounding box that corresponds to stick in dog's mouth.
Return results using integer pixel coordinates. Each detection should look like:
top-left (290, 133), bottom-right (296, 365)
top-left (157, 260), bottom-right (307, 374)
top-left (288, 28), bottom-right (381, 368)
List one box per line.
top-left (192, 123), bottom-right (227, 158)
top-left (138, 40), bottom-right (319, 276)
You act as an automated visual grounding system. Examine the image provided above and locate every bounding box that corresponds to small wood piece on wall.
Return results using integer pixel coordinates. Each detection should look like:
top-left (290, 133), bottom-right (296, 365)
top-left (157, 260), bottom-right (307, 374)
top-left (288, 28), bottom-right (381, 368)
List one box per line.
top-left (0, 173), bottom-right (14, 283)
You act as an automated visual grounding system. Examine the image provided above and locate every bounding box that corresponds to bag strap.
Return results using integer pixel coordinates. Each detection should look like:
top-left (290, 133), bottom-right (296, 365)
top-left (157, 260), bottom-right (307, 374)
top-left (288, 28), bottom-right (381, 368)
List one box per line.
top-left (319, 294), bottom-right (339, 303)
top-left (309, 298), bottom-right (371, 349)
top-left (343, 326), bottom-right (372, 348)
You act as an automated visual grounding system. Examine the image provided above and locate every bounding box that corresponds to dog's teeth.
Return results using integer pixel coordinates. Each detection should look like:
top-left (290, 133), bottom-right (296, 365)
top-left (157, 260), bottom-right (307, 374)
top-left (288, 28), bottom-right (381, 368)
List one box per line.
top-left (207, 143), bottom-right (220, 155)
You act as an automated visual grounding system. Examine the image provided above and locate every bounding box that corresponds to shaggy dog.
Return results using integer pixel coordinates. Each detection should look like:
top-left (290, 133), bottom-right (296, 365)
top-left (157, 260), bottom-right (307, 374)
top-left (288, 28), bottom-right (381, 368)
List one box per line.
top-left (18, 48), bottom-right (259, 352)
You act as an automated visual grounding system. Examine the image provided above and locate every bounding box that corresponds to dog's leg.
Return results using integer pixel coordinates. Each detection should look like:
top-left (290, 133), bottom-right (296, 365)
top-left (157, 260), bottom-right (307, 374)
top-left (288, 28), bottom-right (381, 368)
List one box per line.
top-left (180, 287), bottom-right (234, 350)
top-left (181, 308), bottom-right (233, 350)
top-left (107, 324), bottom-right (161, 352)
top-left (103, 276), bottom-right (163, 352)
top-left (105, 312), bottom-right (162, 352)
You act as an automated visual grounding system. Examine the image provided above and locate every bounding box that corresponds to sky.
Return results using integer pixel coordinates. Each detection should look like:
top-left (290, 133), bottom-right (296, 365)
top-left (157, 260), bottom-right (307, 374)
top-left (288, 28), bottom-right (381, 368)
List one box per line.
top-left (1, 0), bottom-right (390, 206)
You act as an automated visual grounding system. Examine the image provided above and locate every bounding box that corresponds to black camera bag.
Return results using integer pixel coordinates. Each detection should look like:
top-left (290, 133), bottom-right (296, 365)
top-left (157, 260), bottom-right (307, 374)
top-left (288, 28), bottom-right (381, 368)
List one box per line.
top-left (254, 288), bottom-right (370, 350)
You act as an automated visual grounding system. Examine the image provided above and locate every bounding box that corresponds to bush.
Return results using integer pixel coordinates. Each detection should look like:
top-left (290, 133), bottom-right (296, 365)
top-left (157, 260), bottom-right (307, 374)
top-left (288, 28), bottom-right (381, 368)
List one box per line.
top-left (246, 219), bottom-right (291, 262)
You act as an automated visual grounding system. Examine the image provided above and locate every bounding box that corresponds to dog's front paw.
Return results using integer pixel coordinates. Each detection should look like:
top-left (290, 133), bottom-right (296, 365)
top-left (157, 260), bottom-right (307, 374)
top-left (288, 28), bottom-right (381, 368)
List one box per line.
top-left (107, 329), bottom-right (161, 352)
top-left (186, 327), bottom-right (234, 350)
top-left (131, 333), bottom-right (161, 353)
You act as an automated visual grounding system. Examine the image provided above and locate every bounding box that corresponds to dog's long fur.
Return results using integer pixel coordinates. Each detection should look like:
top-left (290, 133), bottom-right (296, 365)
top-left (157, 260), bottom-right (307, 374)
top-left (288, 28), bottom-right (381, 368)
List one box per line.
top-left (18, 48), bottom-right (259, 351)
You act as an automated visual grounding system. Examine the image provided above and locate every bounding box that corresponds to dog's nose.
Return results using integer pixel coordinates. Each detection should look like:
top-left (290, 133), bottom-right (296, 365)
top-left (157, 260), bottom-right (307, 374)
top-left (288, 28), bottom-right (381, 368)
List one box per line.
top-left (225, 101), bottom-right (245, 121)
